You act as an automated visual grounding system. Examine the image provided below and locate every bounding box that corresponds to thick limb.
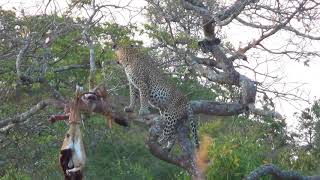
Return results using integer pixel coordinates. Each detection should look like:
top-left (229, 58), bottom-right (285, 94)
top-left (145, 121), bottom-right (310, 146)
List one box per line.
top-left (124, 82), bottom-right (139, 112)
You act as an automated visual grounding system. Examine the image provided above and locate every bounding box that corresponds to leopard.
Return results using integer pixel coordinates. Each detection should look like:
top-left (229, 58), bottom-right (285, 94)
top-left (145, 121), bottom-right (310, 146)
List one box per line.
top-left (113, 43), bottom-right (199, 148)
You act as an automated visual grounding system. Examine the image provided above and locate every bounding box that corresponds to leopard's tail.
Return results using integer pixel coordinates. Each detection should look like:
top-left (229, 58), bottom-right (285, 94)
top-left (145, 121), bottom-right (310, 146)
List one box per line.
top-left (187, 104), bottom-right (199, 148)
top-left (196, 135), bottom-right (213, 173)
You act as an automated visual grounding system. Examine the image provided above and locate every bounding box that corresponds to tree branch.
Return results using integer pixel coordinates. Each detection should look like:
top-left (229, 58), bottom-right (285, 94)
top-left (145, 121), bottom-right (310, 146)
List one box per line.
top-left (81, 0), bottom-right (101, 90)
top-left (246, 164), bottom-right (320, 180)
top-left (145, 115), bottom-right (203, 179)
top-left (181, 0), bottom-right (283, 120)
top-left (53, 64), bottom-right (90, 72)
top-left (0, 99), bottom-right (64, 131)
top-left (238, 1), bottom-right (307, 54)
top-left (16, 36), bottom-right (31, 82)
top-left (190, 100), bottom-right (282, 119)
top-left (236, 17), bottom-right (320, 40)
top-left (15, 36), bottom-right (49, 85)
top-left (0, 85), bottom-right (130, 131)
top-left (181, 0), bottom-right (258, 26)
top-left (82, 30), bottom-right (96, 90)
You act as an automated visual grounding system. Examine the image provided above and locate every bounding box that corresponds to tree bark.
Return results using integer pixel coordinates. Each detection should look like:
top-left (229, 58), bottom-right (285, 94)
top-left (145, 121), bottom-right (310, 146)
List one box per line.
top-left (246, 164), bottom-right (320, 180)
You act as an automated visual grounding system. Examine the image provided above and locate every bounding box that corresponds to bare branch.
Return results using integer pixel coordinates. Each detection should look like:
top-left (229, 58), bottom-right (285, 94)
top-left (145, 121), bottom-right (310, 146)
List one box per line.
top-left (181, 0), bottom-right (258, 26)
top-left (236, 17), bottom-right (320, 40)
top-left (16, 36), bottom-right (31, 81)
top-left (53, 64), bottom-right (90, 72)
top-left (0, 85), bottom-right (130, 131)
top-left (0, 99), bottom-right (64, 130)
top-left (83, 31), bottom-right (96, 90)
top-left (239, 1), bottom-right (307, 54)
top-left (81, 1), bottom-right (101, 90)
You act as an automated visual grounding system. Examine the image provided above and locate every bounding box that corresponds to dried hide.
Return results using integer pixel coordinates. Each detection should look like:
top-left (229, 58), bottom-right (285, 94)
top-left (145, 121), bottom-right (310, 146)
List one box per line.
top-left (60, 101), bottom-right (86, 180)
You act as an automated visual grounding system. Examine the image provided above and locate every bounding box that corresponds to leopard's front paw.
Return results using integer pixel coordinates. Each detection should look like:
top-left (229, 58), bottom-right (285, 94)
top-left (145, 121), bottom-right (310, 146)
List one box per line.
top-left (124, 106), bottom-right (134, 113)
top-left (139, 108), bottom-right (150, 116)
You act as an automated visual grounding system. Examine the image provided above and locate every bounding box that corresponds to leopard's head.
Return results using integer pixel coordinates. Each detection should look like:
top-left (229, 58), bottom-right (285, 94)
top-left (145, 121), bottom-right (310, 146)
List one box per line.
top-left (112, 43), bottom-right (141, 65)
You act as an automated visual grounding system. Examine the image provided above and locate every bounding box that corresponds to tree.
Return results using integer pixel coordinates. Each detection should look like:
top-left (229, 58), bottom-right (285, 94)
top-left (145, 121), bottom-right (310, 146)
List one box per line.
top-left (1, 0), bottom-right (320, 179)
top-left (296, 99), bottom-right (320, 151)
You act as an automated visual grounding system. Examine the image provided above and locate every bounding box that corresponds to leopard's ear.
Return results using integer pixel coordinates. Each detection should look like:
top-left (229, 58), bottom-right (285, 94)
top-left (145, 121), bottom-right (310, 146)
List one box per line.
top-left (112, 44), bottom-right (118, 50)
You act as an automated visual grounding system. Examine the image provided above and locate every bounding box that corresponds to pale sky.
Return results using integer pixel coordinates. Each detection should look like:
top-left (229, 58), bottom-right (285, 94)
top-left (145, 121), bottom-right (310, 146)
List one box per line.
top-left (225, 18), bottom-right (320, 129)
top-left (1, 0), bottom-right (320, 128)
